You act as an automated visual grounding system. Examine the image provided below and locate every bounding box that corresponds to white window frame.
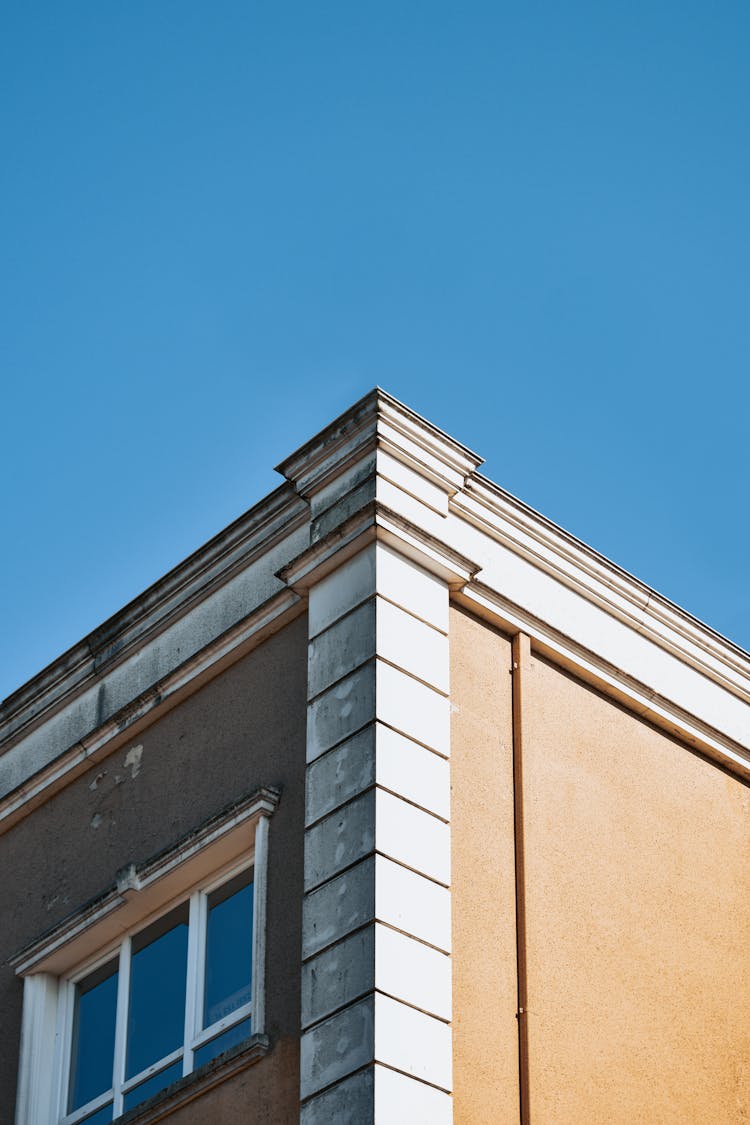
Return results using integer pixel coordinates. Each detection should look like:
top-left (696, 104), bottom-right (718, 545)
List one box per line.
top-left (13, 791), bottom-right (275, 1125)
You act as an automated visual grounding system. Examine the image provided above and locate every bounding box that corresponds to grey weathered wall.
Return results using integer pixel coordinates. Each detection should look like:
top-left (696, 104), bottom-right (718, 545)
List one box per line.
top-left (0, 614), bottom-right (307, 1123)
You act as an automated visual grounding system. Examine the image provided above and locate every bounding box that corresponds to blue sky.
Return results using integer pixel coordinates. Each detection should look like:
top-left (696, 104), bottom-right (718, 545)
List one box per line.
top-left (1, 2), bottom-right (748, 700)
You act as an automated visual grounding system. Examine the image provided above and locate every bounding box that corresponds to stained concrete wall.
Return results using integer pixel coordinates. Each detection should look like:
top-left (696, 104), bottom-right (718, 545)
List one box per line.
top-left (450, 606), bottom-right (520, 1124)
top-left (0, 615), bottom-right (307, 1124)
top-left (523, 652), bottom-right (750, 1124)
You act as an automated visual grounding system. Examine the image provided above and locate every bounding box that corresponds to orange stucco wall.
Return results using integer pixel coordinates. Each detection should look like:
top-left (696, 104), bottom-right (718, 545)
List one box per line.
top-left (450, 608), bottom-right (750, 1124)
top-left (523, 652), bottom-right (750, 1124)
top-left (450, 606), bottom-right (519, 1124)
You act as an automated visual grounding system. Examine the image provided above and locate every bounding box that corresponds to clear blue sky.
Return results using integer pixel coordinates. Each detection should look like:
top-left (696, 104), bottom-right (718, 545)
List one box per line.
top-left (1, 3), bottom-right (748, 701)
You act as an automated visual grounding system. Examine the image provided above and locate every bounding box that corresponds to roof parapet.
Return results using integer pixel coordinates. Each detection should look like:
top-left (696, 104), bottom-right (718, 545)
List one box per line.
top-left (276, 387), bottom-right (483, 505)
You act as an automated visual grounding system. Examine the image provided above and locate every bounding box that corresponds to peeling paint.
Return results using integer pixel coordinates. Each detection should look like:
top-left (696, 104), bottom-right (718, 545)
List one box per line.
top-left (88, 771), bottom-right (107, 791)
top-left (90, 813), bottom-right (103, 830)
top-left (124, 744), bottom-right (144, 779)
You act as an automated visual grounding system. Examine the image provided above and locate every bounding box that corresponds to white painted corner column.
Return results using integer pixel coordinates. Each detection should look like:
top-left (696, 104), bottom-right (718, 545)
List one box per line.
top-left (299, 541), bottom-right (454, 1124)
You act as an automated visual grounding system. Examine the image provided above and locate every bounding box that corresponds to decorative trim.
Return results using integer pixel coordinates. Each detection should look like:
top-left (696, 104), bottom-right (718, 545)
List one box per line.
top-left (458, 583), bottom-right (750, 779)
top-left (455, 476), bottom-right (750, 705)
top-left (1, 487), bottom-right (307, 753)
top-left (0, 592), bottom-right (301, 834)
top-left (12, 786), bottom-right (280, 976)
top-left (279, 501), bottom-right (479, 595)
top-left (251, 814), bottom-right (270, 1034)
top-left (300, 540), bottom-right (454, 1120)
top-left (118, 1035), bottom-right (270, 1125)
top-left (277, 388), bottom-right (482, 502)
top-left (13, 974), bottom-right (59, 1125)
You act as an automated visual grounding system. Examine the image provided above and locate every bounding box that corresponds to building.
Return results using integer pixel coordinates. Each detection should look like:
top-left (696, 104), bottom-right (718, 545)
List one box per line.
top-left (1, 389), bottom-right (748, 1125)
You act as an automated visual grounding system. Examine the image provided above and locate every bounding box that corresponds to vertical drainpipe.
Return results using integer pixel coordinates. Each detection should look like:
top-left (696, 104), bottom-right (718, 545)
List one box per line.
top-left (512, 632), bottom-right (531, 1125)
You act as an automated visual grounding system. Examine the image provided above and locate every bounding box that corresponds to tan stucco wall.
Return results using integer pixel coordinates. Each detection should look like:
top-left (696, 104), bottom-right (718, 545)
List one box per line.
top-left (450, 606), bottom-right (519, 1124)
top-left (450, 608), bottom-right (750, 1124)
top-left (522, 653), bottom-right (750, 1124)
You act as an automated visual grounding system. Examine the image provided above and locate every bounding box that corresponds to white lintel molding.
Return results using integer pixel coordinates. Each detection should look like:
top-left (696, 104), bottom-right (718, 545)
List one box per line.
top-left (12, 786), bottom-right (279, 978)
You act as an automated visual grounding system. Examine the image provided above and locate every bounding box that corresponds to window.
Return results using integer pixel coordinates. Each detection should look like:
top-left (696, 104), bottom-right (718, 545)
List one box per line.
top-left (13, 788), bottom-right (276, 1125)
top-left (64, 863), bottom-right (254, 1124)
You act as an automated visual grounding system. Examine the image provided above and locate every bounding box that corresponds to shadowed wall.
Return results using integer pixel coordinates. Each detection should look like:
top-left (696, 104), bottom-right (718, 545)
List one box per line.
top-left (0, 615), bottom-right (308, 1124)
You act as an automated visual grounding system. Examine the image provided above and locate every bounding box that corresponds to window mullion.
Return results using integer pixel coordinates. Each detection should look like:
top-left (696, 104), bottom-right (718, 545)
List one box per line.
top-left (111, 935), bottom-right (132, 1117)
top-left (183, 890), bottom-right (206, 1075)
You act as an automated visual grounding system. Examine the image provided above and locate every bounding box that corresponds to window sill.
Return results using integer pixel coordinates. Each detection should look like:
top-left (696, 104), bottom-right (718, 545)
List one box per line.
top-left (116, 1034), bottom-right (270, 1125)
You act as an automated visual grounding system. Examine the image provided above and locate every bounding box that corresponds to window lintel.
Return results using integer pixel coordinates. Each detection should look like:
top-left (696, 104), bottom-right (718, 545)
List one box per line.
top-left (12, 785), bottom-right (279, 979)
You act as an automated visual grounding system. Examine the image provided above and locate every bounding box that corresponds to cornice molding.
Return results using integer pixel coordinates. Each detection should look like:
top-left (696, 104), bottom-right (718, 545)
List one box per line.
top-left (278, 500), bottom-right (479, 594)
top-left (0, 590), bottom-right (302, 834)
top-left (458, 581), bottom-right (750, 781)
top-left (455, 475), bottom-right (750, 706)
top-left (276, 387), bottom-right (483, 502)
top-left (0, 485), bottom-right (308, 753)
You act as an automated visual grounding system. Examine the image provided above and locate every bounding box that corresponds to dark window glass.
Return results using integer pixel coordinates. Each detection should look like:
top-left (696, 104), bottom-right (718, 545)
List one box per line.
top-left (80, 1103), bottom-right (113, 1125)
top-left (194, 1017), bottom-right (251, 1070)
top-left (126, 905), bottom-right (188, 1079)
top-left (203, 870), bottom-right (253, 1028)
top-left (69, 959), bottom-right (118, 1111)
top-left (122, 1059), bottom-right (182, 1112)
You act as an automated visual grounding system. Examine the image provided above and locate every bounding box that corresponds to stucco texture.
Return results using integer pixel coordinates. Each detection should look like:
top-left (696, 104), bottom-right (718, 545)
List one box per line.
top-left (0, 615), bottom-right (307, 1123)
top-left (450, 606), bottom-right (520, 1124)
top-left (523, 653), bottom-right (750, 1124)
top-left (159, 1037), bottom-right (299, 1125)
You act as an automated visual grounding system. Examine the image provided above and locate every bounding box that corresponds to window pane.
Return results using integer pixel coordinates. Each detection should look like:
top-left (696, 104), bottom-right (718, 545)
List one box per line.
top-left (203, 870), bottom-right (253, 1029)
top-left (194, 1017), bottom-right (251, 1070)
top-left (69, 959), bottom-right (118, 1111)
top-left (126, 904), bottom-right (188, 1079)
top-left (122, 1059), bottom-right (182, 1113)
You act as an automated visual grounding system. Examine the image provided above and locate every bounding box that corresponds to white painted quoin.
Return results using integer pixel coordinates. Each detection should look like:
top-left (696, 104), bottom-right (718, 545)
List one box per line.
top-left (300, 545), bottom-right (454, 1121)
top-left (277, 406), bottom-right (478, 1122)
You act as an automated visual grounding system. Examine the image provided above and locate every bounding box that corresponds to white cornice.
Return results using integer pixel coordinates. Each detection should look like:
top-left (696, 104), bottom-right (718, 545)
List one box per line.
top-left (276, 387), bottom-right (483, 502)
top-left (458, 581), bottom-right (750, 781)
top-left (455, 475), bottom-right (750, 706)
top-left (278, 500), bottom-right (479, 594)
